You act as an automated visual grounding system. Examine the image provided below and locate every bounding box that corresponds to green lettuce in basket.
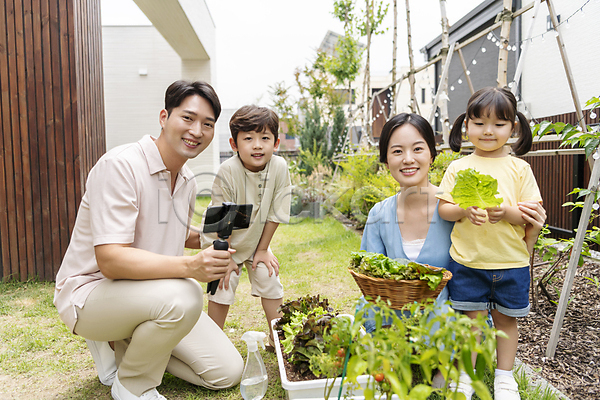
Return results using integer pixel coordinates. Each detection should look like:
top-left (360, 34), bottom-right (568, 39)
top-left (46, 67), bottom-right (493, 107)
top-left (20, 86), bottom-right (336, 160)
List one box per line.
top-left (349, 251), bottom-right (445, 290)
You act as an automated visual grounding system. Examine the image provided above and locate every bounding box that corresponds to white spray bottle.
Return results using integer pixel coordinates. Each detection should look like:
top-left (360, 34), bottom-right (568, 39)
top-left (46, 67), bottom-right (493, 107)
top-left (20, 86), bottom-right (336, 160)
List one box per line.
top-left (240, 331), bottom-right (268, 400)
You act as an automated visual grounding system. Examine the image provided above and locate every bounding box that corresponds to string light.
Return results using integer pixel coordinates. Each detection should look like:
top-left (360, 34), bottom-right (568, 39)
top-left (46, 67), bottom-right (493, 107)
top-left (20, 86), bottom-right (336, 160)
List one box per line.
top-left (485, 0), bottom-right (592, 49)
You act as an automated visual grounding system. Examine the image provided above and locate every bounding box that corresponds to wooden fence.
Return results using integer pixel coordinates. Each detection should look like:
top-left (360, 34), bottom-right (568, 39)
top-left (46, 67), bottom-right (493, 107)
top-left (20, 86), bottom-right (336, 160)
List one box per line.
top-left (0, 0), bottom-right (105, 281)
top-left (523, 109), bottom-right (599, 238)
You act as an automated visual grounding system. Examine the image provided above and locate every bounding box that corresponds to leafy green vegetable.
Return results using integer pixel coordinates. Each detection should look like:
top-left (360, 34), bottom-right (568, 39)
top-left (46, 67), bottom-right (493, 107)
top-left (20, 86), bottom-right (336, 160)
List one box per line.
top-left (450, 168), bottom-right (503, 209)
top-left (275, 295), bottom-right (341, 376)
top-left (349, 251), bottom-right (445, 290)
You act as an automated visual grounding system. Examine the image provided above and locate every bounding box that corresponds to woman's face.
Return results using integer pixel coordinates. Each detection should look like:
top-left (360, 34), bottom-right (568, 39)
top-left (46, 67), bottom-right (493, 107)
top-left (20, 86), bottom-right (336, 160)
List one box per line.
top-left (385, 124), bottom-right (432, 188)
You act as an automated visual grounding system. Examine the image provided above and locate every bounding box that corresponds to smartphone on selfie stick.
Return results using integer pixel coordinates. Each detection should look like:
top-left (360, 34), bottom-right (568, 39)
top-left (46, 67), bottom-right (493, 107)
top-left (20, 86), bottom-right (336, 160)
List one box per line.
top-left (202, 202), bottom-right (252, 295)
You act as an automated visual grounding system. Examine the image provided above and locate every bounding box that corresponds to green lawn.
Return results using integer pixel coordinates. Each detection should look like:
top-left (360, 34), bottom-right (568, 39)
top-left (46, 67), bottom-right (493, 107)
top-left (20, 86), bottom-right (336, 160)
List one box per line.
top-left (0, 198), bottom-right (559, 399)
top-left (0, 199), bottom-right (362, 399)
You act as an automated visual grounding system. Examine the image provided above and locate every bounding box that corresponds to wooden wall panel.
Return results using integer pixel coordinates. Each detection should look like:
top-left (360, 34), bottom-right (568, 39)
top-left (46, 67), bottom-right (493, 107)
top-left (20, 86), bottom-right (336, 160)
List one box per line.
top-left (0, 0), bottom-right (105, 281)
top-left (523, 109), bottom-right (598, 238)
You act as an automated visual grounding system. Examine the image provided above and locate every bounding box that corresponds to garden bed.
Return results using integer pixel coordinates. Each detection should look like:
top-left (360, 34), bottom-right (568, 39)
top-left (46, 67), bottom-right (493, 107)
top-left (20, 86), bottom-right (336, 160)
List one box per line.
top-left (517, 254), bottom-right (600, 400)
top-left (272, 316), bottom-right (382, 400)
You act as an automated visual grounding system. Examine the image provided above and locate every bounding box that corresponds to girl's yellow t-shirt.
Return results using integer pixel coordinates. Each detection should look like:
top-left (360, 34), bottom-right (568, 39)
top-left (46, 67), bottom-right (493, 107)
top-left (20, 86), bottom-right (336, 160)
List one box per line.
top-left (436, 154), bottom-right (542, 270)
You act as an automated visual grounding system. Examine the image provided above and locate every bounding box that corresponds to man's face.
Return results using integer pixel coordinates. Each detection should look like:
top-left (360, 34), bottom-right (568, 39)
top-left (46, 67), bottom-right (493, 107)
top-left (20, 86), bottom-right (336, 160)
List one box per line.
top-left (157, 94), bottom-right (215, 167)
top-left (229, 129), bottom-right (280, 172)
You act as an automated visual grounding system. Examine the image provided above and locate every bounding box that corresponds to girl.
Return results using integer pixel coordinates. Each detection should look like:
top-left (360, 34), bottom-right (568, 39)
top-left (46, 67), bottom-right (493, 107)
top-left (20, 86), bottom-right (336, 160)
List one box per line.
top-left (437, 87), bottom-right (542, 400)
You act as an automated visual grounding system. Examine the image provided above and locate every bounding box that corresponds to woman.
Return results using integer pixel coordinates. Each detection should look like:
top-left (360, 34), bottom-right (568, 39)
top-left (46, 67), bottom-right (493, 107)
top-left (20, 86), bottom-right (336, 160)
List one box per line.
top-left (359, 113), bottom-right (545, 333)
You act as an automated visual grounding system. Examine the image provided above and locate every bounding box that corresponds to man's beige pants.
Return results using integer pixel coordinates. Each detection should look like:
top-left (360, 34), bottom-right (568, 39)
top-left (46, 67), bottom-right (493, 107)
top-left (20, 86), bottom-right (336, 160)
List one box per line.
top-left (74, 278), bottom-right (243, 396)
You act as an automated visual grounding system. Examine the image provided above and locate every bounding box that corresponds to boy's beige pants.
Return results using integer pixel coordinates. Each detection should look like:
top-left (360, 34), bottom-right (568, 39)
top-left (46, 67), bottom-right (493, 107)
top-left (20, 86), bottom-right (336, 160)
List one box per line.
top-left (74, 278), bottom-right (242, 396)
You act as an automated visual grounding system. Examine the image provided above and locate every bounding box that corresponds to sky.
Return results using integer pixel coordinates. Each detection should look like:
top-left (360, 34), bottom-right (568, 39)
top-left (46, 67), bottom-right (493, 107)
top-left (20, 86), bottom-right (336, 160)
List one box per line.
top-left (101, 0), bottom-right (484, 110)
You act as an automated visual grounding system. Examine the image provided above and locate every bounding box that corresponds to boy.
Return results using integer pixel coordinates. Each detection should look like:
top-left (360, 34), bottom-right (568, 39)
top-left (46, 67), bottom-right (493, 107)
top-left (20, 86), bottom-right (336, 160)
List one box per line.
top-left (201, 105), bottom-right (291, 346)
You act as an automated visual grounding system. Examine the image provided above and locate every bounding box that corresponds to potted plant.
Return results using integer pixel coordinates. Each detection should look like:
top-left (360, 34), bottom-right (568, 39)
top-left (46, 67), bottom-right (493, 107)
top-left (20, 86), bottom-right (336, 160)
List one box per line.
top-left (272, 295), bottom-right (499, 400)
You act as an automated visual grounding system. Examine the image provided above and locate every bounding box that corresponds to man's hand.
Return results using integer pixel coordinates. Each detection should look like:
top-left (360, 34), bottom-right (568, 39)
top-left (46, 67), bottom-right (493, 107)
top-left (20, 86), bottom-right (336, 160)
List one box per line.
top-left (465, 206), bottom-right (487, 226)
top-left (252, 249), bottom-right (280, 277)
top-left (189, 246), bottom-right (235, 283)
top-left (486, 205), bottom-right (506, 224)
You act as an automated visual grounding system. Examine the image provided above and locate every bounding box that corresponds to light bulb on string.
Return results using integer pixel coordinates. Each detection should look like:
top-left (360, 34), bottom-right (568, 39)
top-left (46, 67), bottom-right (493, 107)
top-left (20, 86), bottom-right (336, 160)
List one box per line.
top-left (487, 32), bottom-right (493, 40)
top-left (580, 7), bottom-right (585, 17)
top-left (482, 47), bottom-right (487, 53)
top-left (466, 70), bottom-right (471, 75)
top-left (590, 111), bottom-right (597, 119)
top-left (472, 59), bottom-right (477, 65)
top-left (458, 79), bottom-right (463, 84)
top-left (450, 86), bottom-right (455, 91)
top-left (541, 34), bottom-right (545, 43)
top-left (553, 30), bottom-right (559, 38)
top-left (491, 36), bottom-right (497, 43)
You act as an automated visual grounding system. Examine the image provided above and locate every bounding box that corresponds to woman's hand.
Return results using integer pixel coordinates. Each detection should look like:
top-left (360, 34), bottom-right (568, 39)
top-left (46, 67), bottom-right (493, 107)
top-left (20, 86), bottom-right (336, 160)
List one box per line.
top-left (519, 201), bottom-right (546, 254)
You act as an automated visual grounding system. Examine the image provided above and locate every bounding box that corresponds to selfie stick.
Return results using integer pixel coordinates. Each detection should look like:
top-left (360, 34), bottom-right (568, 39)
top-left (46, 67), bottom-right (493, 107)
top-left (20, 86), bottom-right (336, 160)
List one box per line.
top-left (208, 237), bottom-right (229, 295)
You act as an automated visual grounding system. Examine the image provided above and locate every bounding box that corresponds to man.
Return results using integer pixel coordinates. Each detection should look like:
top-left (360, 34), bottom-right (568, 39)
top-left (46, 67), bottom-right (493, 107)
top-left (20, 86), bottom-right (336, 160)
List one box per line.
top-left (54, 81), bottom-right (243, 400)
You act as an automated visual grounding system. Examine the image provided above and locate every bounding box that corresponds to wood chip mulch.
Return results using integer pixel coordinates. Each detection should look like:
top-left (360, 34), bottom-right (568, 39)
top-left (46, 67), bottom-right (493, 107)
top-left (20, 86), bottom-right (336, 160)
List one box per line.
top-left (517, 255), bottom-right (600, 400)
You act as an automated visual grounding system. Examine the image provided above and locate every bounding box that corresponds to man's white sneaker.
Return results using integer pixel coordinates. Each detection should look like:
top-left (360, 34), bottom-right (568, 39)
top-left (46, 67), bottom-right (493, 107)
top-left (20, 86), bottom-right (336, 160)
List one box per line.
top-left (85, 339), bottom-right (117, 386)
top-left (448, 372), bottom-right (475, 400)
top-left (494, 374), bottom-right (521, 400)
top-left (111, 374), bottom-right (166, 400)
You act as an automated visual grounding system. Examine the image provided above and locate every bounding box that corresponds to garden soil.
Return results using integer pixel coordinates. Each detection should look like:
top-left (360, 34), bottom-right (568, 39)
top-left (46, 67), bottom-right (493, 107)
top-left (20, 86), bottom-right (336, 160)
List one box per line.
top-left (517, 254), bottom-right (600, 400)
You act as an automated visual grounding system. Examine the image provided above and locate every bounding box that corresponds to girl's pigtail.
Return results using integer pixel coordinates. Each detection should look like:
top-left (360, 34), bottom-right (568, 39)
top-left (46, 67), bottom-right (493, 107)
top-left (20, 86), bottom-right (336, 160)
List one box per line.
top-left (449, 113), bottom-right (466, 153)
top-left (512, 111), bottom-right (533, 156)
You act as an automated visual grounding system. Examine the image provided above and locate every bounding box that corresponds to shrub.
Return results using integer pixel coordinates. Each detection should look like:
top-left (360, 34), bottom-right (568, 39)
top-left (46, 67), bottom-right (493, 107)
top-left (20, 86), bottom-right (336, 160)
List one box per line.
top-left (333, 149), bottom-right (399, 228)
top-left (429, 151), bottom-right (463, 186)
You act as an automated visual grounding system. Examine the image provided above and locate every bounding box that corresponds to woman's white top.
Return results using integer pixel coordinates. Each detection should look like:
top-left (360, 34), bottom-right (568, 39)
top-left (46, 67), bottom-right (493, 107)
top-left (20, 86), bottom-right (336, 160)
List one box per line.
top-left (401, 238), bottom-right (425, 262)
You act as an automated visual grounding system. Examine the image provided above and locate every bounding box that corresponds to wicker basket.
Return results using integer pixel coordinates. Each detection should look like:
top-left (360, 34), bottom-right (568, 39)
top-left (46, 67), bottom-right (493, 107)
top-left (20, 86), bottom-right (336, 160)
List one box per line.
top-left (349, 267), bottom-right (452, 309)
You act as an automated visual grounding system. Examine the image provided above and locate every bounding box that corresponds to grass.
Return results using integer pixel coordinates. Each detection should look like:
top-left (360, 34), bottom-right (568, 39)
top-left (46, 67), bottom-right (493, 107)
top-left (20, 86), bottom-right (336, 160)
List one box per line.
top-left (0, 197), bottom-right (562, 399)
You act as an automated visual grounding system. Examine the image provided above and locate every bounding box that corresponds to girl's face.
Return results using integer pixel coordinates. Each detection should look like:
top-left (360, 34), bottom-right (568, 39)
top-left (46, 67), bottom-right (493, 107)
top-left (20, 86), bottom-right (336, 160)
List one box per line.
top-left (466, 110), bottom-right (513, 158)
top-left (386, 124), bottom-right (432, 188)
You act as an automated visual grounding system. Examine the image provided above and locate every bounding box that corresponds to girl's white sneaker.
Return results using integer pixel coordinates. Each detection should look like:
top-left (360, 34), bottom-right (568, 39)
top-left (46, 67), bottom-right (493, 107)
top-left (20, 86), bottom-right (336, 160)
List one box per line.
top-left (494, 374), bottom-right (521, 400)
top-left (448, 372), bottom-right (474, 400)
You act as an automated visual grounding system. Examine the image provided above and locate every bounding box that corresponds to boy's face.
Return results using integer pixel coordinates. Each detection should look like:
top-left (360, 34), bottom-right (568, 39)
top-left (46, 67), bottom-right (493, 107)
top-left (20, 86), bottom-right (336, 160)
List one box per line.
top-left (230, 129), bottom-right (280, 172)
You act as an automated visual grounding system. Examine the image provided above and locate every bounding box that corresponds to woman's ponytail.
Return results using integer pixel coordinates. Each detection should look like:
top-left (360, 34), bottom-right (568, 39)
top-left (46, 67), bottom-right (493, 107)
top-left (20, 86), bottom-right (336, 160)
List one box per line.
top-left (449, 113), bottom-right (467, 153)
top-left (512, 111), bottom-right (533, 156)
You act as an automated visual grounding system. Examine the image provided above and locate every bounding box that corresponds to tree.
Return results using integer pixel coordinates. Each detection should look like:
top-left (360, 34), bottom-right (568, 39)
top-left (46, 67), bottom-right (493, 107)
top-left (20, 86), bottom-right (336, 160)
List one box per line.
top-left (329, 107), bottom-right (348, 162)
top-left (438, 0), bottom-right (451, 144)
top-left (330, 0), bottom-right (364, 103)
top-left (299, 103), bottom-right (329, 175)
top-left (269, 82), bottom-right (300, 138)
top-left (356, 0), bottom-right (389, 139)
top-left (405, 0), bottom-right (420, 114)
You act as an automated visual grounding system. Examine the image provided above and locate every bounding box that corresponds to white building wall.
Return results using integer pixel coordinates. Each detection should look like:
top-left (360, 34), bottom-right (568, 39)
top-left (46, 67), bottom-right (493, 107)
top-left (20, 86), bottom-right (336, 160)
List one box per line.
top-left (103, 26), bottom-right (180, 149)
top-left (103, 25), bottom-right (219, 193)
top-left (520, 1), bottom-right (600, 118)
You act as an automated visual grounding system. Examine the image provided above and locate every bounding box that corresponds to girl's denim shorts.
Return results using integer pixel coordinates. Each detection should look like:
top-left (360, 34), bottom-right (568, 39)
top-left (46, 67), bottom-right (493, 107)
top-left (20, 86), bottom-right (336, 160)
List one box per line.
top-left (446, 260), bottom-right (530, 318)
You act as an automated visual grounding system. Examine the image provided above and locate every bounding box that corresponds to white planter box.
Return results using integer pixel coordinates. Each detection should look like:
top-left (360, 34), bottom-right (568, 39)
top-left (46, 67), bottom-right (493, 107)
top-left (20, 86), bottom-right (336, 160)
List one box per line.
top-left (272, 316), bottom-right (399, 400)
